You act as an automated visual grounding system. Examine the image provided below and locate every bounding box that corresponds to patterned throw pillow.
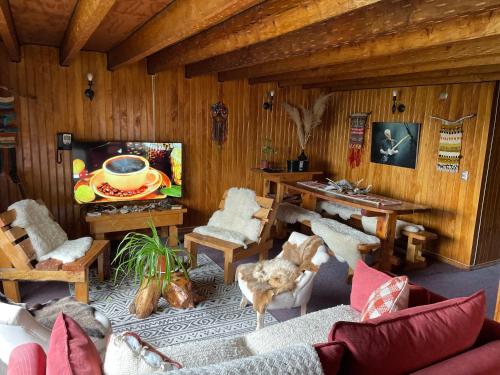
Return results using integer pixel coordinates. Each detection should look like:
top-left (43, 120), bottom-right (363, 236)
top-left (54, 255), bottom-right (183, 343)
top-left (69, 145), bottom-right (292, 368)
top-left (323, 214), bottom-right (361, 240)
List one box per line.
top-left (360, 276), bottom-right (410, 321)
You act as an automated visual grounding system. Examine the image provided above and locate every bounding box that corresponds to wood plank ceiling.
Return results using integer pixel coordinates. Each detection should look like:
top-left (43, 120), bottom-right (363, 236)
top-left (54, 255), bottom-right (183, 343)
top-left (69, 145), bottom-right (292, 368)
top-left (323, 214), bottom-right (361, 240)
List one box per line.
top-left (2, 0), bottom-right (500, 89)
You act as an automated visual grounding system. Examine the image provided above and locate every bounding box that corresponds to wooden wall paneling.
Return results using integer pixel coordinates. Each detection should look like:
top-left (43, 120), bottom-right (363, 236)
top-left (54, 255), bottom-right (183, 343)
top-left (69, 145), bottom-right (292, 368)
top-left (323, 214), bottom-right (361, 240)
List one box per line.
top-left (1, 45), bottom-right (496, 266)
top-left (472, 82), bottom-right (500, 266)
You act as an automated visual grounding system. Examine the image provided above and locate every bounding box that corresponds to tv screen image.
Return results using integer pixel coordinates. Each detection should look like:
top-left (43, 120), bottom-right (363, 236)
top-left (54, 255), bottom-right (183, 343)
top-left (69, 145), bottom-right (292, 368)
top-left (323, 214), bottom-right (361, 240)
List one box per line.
top-left (71, 141), bottom-right (182, 204)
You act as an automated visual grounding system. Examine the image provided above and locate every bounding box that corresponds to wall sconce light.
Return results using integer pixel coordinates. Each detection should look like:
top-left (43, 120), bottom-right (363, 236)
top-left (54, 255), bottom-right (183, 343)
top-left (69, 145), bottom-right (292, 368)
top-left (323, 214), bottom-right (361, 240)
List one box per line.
top-left (263, 90), bottom-right (275, 110)
top-left (391, 90), bottom-right (405, 114)
top-left (84, 72), bottom-right (94, 101)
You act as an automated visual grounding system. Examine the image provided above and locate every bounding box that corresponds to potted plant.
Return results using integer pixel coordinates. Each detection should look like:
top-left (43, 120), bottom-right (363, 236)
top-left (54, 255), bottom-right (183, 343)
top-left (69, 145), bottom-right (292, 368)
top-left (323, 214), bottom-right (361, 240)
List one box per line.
top-left (113, 222), bottom-right (191, 319)
top-left (261, 138), bottom-right (277, 169)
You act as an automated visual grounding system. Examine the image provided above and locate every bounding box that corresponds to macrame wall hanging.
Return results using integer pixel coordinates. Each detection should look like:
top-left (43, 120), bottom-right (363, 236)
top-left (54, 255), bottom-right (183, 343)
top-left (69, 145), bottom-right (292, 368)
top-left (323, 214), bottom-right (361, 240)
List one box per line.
top-left (430, 113), bottom-right (476, 173)
top-left (210, 101), bottom-right (228, 147)
top-left (348, 112), bottom-right (371, 168)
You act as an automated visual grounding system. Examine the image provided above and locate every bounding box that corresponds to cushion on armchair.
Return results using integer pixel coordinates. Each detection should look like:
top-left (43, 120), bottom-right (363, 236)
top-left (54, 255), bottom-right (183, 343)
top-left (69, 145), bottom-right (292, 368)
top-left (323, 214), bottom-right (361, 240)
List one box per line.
top-left (329, 290), bottom-right (486, 375)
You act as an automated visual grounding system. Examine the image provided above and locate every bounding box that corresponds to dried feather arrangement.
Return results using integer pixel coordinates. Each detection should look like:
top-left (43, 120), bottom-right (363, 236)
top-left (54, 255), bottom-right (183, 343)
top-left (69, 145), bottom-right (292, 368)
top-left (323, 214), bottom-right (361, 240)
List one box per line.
top-left (283, 93), bottom-right (333, 150)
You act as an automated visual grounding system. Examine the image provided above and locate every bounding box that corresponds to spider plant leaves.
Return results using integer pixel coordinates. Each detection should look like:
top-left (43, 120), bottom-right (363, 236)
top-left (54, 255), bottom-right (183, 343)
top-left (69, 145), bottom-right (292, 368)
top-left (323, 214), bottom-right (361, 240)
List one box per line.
top-left (112, 219), bottom-right (190, 290)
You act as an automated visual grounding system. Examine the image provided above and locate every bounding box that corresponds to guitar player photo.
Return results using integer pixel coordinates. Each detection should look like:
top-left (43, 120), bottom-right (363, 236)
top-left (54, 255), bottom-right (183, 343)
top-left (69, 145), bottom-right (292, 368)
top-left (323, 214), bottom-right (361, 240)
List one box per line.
top-left (370, 122), bottom-right (420, 169)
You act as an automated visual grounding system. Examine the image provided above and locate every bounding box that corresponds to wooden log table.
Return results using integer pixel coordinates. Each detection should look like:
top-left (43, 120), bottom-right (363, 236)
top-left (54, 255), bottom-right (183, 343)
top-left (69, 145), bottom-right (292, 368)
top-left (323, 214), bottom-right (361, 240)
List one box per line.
top-left (281, 182), bottom-right (429, 271)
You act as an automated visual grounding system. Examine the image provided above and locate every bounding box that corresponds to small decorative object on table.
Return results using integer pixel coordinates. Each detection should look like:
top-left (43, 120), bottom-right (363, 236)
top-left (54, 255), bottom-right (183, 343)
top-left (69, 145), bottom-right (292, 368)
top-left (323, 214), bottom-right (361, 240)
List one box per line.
top-left (348, 112), bottom-right (371, 168)
top-left (113, 222), bottom-right (195, 319)
top-left (260, 138), bottom-right (277, 169)
top-left (210, 101), bottom-right (228, 147)
top-left (283, 93), bottom-right (333, 171)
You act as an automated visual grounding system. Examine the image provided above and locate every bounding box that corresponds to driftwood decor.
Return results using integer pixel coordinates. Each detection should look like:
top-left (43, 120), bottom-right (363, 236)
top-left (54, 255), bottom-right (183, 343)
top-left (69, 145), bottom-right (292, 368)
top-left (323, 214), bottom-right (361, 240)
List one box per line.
top-left (210, 101), bottom-right (228, 147)
top-left (430, 114), bottom-right (476, 173)
top-left (282, 93), bottom-right (333, 154)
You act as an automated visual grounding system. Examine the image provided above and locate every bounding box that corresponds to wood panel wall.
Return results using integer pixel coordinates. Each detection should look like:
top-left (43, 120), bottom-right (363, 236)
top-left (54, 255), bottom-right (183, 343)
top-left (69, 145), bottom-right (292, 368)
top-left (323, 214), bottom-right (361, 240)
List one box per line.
top-left (473, 83), bottom-right (500, 266)
top-left (310, 84), bottom-right (494, 267)
top-left (0, 45), bottom-right (496, 267)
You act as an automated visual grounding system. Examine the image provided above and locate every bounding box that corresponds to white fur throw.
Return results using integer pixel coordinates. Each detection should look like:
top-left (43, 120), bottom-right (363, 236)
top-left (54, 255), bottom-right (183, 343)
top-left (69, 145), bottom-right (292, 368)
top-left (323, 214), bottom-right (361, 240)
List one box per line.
top-left (311, 218), bottom-right (379, 269)
top-left (277, 203), bottom-right (321, 224)
top-left (39, 237), bottom-right (93, 263)
top-left (317, 201), bottom-right (361, 221)
top-left (8, 199), bottom-right (92, 263)
top-left (193, 188), bottom-right (261, 248)
top-left (361, 216), bottom-right (425, 239)
top-left (9, 199), bottom-right (67, 259)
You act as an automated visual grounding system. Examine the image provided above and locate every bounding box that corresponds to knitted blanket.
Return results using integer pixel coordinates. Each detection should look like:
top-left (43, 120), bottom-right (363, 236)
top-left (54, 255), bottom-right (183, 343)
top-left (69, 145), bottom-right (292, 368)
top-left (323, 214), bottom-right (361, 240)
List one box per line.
top-left (169, 344), bottom-right (323, 375)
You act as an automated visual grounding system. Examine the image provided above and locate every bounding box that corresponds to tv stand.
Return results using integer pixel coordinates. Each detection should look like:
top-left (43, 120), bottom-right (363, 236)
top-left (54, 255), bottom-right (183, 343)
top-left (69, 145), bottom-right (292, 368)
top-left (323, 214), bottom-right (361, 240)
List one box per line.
top-left (85, 207), bottom-right (187, 247)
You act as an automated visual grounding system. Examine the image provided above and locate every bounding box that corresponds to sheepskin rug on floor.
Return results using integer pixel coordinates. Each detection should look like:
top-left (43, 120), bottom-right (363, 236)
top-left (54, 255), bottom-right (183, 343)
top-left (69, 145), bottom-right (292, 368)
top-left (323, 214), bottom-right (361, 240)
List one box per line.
top-left (71, 254), bottom-right (277, 348)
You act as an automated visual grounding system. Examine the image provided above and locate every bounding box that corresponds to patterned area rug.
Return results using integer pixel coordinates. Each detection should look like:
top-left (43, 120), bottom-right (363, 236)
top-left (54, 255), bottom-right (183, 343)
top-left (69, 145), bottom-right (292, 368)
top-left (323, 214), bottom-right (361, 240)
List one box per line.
top-left (78, 254), bottom-right (277, 348)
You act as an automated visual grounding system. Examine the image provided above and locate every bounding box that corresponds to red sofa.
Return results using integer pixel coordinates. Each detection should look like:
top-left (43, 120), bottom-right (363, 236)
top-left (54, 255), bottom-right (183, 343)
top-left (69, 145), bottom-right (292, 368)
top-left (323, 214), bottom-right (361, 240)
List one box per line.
top-left (7, 262), bottom-right (500, 375)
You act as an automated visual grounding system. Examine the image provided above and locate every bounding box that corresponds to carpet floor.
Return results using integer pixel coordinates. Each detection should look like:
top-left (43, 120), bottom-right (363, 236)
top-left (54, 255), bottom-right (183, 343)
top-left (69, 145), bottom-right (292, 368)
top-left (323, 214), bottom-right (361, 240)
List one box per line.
top-left (14, 240), bottom-right (500, 322)
top-left (69, 253), bottom-right (277, 347)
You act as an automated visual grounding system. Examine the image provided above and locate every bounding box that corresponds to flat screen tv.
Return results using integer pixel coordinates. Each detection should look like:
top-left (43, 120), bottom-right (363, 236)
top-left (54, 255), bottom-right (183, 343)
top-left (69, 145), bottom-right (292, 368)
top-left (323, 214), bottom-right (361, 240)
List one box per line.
top-left (71, 141), bottom-right (182, 204)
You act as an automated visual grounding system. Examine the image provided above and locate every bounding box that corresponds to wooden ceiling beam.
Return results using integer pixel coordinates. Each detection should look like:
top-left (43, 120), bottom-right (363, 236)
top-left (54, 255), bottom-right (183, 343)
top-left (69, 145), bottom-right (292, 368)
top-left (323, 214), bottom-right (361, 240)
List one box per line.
top-left (0, 0), bottom-right (20, 62)
top-left (303, 72), bottom-right (500, 91)
top-left (277, 54), bottom-right (500, 87)
top-left (217, 9), bottom-right (500, 81)
top-left (60, 0), bottom-right (117, 66)
top-left (249, 38), bottom-right (500, 85)
top-left (108, 0), bottom-right (265, 71)
top-left (188, 0), bottom-right (500, 78)
top-left (146, 0), bottom-right (381, 74)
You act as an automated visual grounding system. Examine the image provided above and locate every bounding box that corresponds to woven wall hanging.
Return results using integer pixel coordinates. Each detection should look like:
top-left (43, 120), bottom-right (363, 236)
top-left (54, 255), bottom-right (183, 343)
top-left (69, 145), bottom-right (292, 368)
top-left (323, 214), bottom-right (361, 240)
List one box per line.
top-left (210, 101), bottom-right (228, 147)
top-left (430, 114), bottom-right (476, 173)
top-left (348, 112), bottom-right (371, 168)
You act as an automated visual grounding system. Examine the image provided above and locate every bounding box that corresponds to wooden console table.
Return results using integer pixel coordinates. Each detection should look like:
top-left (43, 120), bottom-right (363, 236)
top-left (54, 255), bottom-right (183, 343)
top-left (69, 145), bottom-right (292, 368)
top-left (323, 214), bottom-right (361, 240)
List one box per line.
top-left (85, 208), bottom-right (187, 247)
top-left (251, 169), bottom-right (323, 200)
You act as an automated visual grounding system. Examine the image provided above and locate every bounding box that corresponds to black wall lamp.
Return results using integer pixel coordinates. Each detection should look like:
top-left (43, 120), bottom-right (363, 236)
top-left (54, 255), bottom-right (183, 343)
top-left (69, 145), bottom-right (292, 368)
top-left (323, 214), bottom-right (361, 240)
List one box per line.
top-left (85, 72), bottom-right (94, 101)
top-left (391, 90), bottom-right (405, 113)
top-left (263, 90), bottom-right (275, 110)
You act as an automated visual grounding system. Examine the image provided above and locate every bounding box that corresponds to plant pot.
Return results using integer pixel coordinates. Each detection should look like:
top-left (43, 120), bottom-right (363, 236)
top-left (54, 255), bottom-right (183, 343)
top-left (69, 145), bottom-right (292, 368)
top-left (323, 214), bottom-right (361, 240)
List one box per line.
top-left (260, 160), bottom-right (270, 169)
top-left (162, 272), bottom-right (196, 309)
top-left (129, 276), bottom-right (162, 319)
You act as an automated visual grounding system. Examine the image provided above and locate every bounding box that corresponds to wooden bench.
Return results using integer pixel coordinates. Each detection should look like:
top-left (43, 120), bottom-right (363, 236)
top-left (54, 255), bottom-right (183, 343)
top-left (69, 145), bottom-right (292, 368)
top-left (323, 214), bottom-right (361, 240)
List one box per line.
top-left (401, 229), bottom-right (438, 267)
top-left (0, 209), bottom-right (110, 304)
top-left (184, 192), bottom-right (276, 284)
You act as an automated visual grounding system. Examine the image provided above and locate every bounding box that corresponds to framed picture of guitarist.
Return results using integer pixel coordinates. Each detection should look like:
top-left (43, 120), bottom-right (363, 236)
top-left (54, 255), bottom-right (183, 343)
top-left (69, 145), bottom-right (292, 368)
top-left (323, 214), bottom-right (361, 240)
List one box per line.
top-left (370, 122), bottom-right (420, 169)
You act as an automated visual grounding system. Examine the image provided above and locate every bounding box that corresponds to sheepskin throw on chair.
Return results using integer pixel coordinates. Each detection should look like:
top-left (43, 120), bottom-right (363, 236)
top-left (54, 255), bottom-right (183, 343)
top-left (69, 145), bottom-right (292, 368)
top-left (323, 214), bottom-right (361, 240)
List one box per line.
top-left (193, 187), bottom-right (261, 248)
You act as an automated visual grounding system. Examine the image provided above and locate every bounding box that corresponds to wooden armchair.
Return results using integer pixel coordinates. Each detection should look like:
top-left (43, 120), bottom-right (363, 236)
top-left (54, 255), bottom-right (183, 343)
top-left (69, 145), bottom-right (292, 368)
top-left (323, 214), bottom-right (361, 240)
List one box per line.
top-left (0, 209), bottom-right (110, 304)
top-left (184, 192), bottom-right (277, 284)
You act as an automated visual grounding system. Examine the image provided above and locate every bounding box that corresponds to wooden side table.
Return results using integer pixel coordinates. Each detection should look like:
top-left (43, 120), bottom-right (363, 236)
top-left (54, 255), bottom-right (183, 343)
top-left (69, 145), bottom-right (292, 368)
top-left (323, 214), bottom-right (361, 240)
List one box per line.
top-left (85, 208), bottom-right (187, 277)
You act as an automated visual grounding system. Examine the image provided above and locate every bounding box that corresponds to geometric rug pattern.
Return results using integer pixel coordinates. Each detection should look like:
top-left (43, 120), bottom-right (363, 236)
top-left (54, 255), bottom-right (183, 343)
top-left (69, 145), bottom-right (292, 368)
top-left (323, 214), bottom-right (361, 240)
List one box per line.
top-left (75, 254), bottom-right (278, 348)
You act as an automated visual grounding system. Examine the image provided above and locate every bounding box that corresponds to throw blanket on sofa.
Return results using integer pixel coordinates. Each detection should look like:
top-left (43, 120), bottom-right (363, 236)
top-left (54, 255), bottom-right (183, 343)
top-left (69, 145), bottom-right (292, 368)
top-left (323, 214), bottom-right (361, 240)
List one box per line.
top-left (237, 236), bottom-right (323, 313)
top-left (170, 344), bottom-right (323, 375)
top-left (193, 188), bottom-right (262, 248)
top-left (8, 199), bottom-right (92, 263)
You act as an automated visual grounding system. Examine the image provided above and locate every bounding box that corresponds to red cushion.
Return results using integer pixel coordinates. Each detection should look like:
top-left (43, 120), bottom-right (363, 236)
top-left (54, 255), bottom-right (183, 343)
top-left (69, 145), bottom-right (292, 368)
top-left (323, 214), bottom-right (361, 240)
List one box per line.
top-left (350, 260), bottom-right (391, 311)
top-left (7, 343), bottom-right (46, 375)
top-left (313, 342), bottom-right (344, 375)
top-left (330, 291), bottom-right (486, 375)
top-left (46, 313), bottom-right (102, 375)
top-left (409, 340), bottom-right (500, 375)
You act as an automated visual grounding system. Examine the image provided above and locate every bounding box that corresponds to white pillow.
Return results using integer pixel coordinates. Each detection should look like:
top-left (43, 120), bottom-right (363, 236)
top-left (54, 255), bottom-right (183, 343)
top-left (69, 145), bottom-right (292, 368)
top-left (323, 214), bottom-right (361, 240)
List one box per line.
top-left (104, 333), bottom-right (181, 375)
